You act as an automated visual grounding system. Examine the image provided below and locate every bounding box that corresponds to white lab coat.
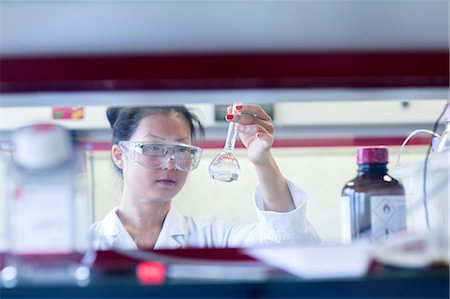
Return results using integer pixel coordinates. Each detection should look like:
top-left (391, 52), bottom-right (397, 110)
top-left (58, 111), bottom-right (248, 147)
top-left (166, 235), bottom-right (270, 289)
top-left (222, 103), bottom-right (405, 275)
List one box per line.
top-left (90, 180), bottom-right (320, 249)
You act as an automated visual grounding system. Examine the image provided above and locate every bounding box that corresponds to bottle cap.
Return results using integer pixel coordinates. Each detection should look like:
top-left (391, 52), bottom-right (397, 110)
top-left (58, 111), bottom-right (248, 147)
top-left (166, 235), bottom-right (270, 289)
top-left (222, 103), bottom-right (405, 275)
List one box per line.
top-left (12, 124), bottom-right (72, 170)
top-left (356, 147), bottom-right (388, 164)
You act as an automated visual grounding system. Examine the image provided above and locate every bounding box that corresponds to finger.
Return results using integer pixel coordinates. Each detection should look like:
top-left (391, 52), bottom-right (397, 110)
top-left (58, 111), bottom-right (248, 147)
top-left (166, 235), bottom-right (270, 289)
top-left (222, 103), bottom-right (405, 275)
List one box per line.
top-left (236, 124), bottom-right (268, 135)
top-left (227, 114), bottom-right (274, 133)
top-left (227, 104), bottom-right (244, 114)
top-left (235, 104), bottom-right (272, 121)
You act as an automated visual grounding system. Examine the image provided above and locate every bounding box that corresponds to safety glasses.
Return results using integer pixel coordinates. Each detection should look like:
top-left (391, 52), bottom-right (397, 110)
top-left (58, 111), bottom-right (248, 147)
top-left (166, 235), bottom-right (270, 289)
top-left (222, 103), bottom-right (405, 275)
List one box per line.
top-left (119, 141), bottom-right (202, 172)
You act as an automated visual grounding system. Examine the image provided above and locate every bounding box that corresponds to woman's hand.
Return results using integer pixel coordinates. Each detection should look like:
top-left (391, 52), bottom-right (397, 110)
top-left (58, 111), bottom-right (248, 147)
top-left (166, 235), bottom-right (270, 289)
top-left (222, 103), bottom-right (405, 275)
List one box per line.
top-left (226, 104), bottom-right (274, 165)
top-left (226, 104), bottom-right (294, 212)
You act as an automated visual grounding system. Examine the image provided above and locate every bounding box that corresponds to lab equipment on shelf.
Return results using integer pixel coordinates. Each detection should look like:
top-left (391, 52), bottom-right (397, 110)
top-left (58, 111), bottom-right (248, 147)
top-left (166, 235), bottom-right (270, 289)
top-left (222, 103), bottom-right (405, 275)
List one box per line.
top-left (391, 105), bottom-right (449, 266)
top-left (341, 147), bottom-right (406, 244)
top-left (0, 124), bottom-right (93, 288)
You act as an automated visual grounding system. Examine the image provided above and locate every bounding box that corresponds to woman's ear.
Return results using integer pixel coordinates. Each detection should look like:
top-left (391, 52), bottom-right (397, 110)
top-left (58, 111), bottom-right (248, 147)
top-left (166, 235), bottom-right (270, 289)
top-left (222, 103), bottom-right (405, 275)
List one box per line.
top-left (111, 144), bottom-right (124, 169)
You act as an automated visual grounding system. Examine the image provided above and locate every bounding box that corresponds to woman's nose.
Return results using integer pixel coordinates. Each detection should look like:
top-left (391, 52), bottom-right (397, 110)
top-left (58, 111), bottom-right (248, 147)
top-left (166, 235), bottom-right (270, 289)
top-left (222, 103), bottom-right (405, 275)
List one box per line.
top-left (161, 153), bottom-right (177, 170)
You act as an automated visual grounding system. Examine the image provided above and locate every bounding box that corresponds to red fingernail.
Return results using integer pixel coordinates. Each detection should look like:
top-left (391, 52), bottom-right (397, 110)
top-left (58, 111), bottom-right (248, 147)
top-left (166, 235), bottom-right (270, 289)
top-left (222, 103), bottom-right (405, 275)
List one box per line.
top-left (257, 132), bottom-right (263, 138)
top-left (235, 105), bottom-right (243, 110)
top-left (226, 114), bottom-right (234, 120)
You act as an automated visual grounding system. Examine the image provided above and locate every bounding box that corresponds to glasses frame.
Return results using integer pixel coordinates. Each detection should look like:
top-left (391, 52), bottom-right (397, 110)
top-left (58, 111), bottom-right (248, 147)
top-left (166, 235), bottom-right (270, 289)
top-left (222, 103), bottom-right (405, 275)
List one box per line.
top-left (118, 140), bottom-right (202, 172)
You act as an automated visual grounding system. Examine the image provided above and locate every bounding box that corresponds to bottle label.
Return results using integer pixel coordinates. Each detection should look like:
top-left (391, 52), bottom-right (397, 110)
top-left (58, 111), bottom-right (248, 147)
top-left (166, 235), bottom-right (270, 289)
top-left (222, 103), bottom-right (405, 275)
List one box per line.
top-left (370, 195), bottom-right (406, 242)
top-left (341, 196), bottom-right (352, 244)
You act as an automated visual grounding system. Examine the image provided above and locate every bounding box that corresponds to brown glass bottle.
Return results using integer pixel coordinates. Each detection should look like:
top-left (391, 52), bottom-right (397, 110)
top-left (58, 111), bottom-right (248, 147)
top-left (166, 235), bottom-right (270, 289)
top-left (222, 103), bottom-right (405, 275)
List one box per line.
top-left (341, 147), bottom-right (406, 243)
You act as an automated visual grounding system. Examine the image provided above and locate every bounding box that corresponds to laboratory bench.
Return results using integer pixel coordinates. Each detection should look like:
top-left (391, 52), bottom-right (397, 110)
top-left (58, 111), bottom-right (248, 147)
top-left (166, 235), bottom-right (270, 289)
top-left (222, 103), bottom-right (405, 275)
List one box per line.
top-left (1, 248), bottom-right (449, 299)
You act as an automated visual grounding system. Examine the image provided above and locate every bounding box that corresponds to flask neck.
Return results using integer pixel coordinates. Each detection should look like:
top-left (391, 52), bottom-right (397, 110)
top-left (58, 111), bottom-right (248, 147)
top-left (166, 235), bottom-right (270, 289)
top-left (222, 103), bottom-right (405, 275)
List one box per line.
top-left (357, 163), bottom-right (388, 175)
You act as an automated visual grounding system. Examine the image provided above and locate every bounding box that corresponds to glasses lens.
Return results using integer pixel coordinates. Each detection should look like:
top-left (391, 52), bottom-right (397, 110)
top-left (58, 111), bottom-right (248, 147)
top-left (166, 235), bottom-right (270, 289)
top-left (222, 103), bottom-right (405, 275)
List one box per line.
top-left (174, 146), bottom-right (197, 160)
top-left (172, 146), bottom-right (192, 171)
top-left (134, 148), bottom-right (164, 168)
top-left (141, 144), bottom-right (166, 157)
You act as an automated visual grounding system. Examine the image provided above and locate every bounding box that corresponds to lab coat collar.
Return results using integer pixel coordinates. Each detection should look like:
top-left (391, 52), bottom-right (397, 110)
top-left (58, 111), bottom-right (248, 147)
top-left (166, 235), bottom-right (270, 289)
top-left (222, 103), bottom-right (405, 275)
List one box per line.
top-left (101, 207), bottom-right (137, 250)
top-left (154, 207), bottom-right (188, 249)
top-left (102, 207), bottom-right (122, 237)
top-left (102, 206), bottom-right (188, 250)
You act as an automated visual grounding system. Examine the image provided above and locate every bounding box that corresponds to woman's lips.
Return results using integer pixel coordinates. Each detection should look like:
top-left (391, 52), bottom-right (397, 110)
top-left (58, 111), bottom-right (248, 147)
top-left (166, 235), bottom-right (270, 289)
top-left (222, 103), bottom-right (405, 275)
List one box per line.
top-left (156, 178), bottom-right (176, 186)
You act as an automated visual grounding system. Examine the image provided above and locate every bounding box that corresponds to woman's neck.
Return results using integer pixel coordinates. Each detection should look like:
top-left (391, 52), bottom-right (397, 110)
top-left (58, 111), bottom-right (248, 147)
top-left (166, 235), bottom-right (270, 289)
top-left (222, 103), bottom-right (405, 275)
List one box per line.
top-left (117, 194), bottom-right (171, 249)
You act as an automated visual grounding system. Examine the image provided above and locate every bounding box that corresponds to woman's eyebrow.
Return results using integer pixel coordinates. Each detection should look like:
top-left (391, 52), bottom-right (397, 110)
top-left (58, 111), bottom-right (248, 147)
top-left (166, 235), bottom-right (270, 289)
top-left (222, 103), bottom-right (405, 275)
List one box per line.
top-left (144, 133), bottom-right (189, 143)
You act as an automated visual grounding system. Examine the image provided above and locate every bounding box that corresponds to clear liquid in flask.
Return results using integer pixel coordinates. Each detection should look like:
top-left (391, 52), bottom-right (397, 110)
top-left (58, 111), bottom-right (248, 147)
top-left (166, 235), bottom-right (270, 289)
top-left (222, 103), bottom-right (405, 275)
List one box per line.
top-left (209, 105), bottom-right (240, 182)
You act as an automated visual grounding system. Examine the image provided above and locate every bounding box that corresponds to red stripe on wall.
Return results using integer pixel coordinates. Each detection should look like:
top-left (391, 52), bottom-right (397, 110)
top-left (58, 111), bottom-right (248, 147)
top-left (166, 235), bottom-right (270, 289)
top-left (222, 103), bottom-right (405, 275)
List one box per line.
top-left (80, 136), bottom-right (431, 151)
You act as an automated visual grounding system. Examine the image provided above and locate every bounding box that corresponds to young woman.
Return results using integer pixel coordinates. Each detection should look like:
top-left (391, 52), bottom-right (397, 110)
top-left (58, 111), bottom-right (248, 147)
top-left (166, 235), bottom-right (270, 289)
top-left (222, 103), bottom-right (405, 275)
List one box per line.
top-left (90, 104), bottom-right (320, 249)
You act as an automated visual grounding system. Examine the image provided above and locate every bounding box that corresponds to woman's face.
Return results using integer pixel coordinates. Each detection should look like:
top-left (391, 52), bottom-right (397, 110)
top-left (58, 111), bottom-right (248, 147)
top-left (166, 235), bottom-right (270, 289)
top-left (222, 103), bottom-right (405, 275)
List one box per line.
top-left (120, 112), bottom-right (192, 203)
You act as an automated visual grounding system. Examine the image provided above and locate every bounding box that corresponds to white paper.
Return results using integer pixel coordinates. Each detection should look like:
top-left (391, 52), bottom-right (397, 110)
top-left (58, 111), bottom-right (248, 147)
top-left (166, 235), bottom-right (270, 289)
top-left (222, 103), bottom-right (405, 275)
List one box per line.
top-left (245, 244), bottom-right (373, 279)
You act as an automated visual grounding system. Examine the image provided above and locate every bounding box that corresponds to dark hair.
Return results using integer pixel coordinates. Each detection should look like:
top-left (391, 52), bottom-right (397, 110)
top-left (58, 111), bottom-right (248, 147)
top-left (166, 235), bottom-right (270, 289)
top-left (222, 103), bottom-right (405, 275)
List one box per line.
top-left (107, 106), bottom-right (205, 145)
